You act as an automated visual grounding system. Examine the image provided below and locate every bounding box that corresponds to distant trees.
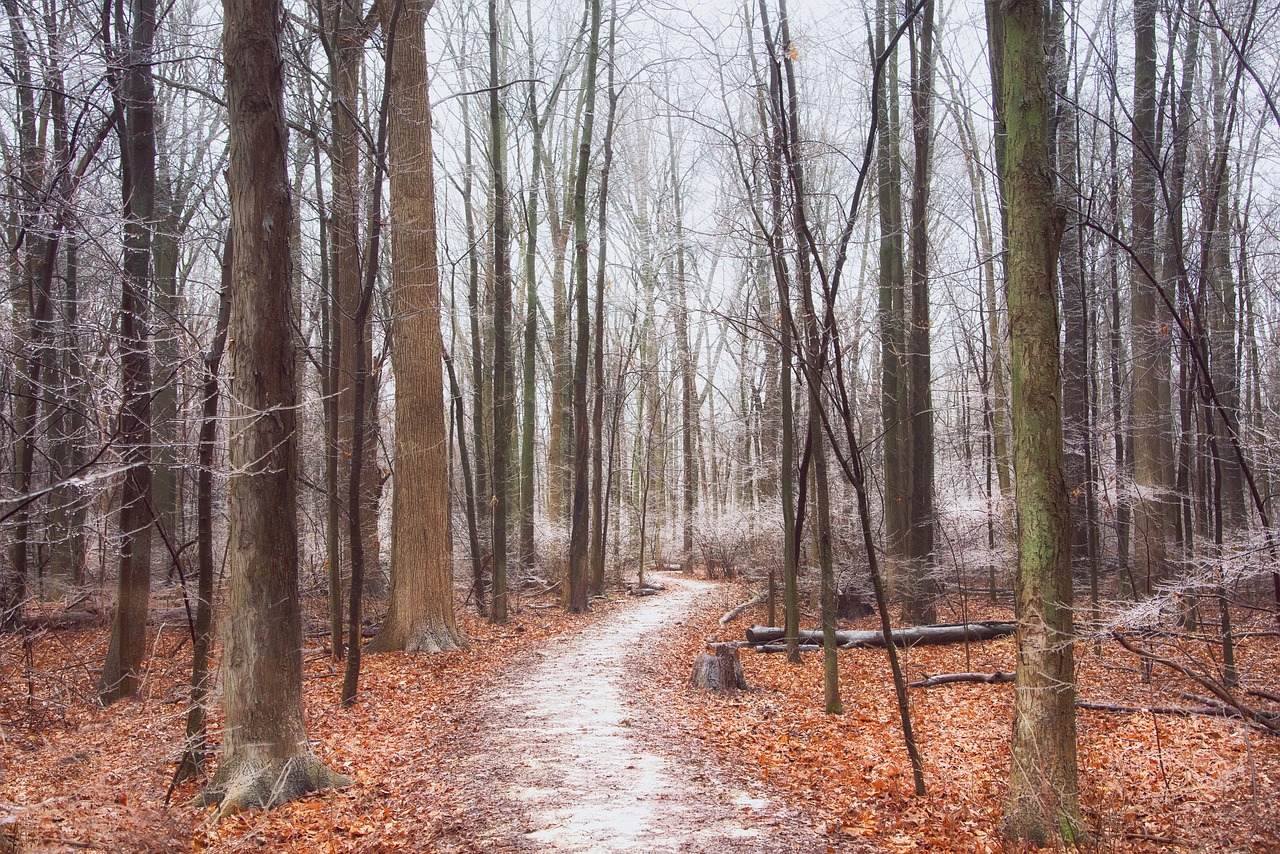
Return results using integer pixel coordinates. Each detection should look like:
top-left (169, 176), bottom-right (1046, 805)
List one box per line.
top-left (1, 0), bottom-right (1278, 826)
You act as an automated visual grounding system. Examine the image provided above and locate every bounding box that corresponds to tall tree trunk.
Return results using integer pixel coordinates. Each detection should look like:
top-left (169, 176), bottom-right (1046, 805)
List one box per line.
top-left (45, 48), bottom-right (87, 593)
top-left (994, 0), bottom-right (1082, 841)
top-left (100, 0), bottom-right (157, 705)
top-left (983, 0), bottom-right (1013, 516)
top-left (2, 0), bottom-right (46, 624)
top-left (1053, 0), bottom-right (1091, 580)
top-left (368, 0), bottom-right (462, 654)
top-left (904, 0), bottom-right (938, 624)
top-left (566, 0), bottom-right (601, 614)
top-left (1108, 106), bottom-right (1132, 581)
top-left (546, 115), bottom-right (579, 527)
top-left (150, 186), bottom-right (181, 577)
top-left (328, 0), bottom-right (381, 602)
top-left (1204, 32), bottom-right (1245, 532)
top-left (755, 0), bottom-right (800, 664)
top-left (488, 0), bottom-right (514, 624)
top-left (460, 90), bottom-right (489, 536)
top-left (876, 0), bottom-right (911, 607)
top-left (1130, 0), bottom-right (1175, 596)
top-left (46, 229), bottom-right (88, 594)
top-left (201, 0), bottom-right (345, 814)
top-left (445, 351), bottom-right (486, 613)
top-left (669, 118), bottom-right (697, 577)
top-left (518, 0), bottom-right (543, 579)
top-left (172, 231), bottom-right (232, 786)
top-left (775, 0), bottom-right (840, 713)
top-left (590, 9), bottom-right (619, 595)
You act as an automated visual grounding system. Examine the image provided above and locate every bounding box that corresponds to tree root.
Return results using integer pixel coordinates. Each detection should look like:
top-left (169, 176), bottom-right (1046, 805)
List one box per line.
top-left (197, 755), bottom-right (351, 821)
top-left (367, 620), bottom-right (467, 655)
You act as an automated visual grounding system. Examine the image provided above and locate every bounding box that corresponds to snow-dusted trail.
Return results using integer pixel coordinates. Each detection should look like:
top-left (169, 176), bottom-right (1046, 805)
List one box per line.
top-left (436, 574), bottom-right (831, 854)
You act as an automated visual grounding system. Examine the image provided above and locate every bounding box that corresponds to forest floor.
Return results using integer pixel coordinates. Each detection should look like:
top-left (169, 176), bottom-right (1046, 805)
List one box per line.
top-left (0, 570), bottom-right (1278, 852)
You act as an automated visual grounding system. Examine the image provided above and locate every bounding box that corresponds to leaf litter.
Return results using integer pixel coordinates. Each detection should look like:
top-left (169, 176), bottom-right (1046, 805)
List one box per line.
top-left (1, 576), bottom-right (1277, 852)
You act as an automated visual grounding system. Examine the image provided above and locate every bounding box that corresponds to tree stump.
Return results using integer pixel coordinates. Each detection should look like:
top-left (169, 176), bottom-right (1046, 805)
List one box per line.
top-left (689, 643), bottom-right (747, 692)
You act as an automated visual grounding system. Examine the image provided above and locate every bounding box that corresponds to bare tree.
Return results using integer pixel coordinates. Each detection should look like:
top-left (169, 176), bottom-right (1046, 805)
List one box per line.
top-left (201, 0), bottom-right (346, 816)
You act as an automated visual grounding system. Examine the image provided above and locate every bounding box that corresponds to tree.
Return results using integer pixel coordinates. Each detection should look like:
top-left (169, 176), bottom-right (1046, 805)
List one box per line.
top-left (326, 0), bottom-right (383, 607)
top-left (99, 0), bottom-right (157, 705)
top-left (1051, 0), bottom-right (1096, 587)
top-left (368, 0), bottom-right (463, 654)
top-left (565, 0), bottom-right (602, 614)
top-left (992, 0), bottom-right (1083, 841)
top-left (171, 230), bottom-right (232, 787)
top-left (590, 6), bottom-right (620, 595)
top-left (200, 0), bottom-right (346, 815)
top-left (489, 0), bottom-right (514, 624)
top-left (876, 0), bottom-right (910, 615)
top-left (2, 0), bottom-right (45, 625)
top-left (669, 118), bottom-right (697, 577)
top-left (904, 0), bottom-right (938, 624)
top-left (1129, 0), bottom-right (1175, 596)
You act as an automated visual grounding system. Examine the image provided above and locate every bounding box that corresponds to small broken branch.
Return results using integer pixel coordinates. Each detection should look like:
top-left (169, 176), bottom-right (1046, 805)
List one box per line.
top-left (719, 591), bottom-right (765, 626)
top-left (1112, 631), bottom-right (1280, 734)
top-left (908, 671), bottom-right (1015, 688)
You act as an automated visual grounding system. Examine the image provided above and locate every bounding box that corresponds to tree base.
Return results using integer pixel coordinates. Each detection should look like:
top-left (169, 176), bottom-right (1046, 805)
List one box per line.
top-left (1001, 796), bottom-right (1089, 847)
top-left (197, 754), bottom-right (350, 820)
top-left (689, 643), bottom-right (747, 692)
top-left (367, 620), bottom-right (467, 655)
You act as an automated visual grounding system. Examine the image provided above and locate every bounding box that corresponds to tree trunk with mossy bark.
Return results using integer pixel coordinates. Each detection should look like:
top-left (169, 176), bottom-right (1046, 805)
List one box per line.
top-left (201, 0), bottom-right (347, 816)
top-left (368, 0), bottom-right (463, 655)
top-left (993, 0), bottom-right (1084, 842)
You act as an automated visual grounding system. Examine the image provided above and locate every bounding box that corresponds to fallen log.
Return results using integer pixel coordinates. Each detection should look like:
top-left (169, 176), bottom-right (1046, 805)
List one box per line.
top-left (908, 671), bottom-right (1015, 688)
top-left (626, 581), bottom-right (666, 597)
top-left (719, 591), bottom-right (765, 626)
top-left (18, 606), bottom-right (190, 631)
top-left (745, 620), bottom-right (1015, 649)
top-left (18, 610), bottom-right (105, 630)
top-left (753, 642), bottom-right (819, 654)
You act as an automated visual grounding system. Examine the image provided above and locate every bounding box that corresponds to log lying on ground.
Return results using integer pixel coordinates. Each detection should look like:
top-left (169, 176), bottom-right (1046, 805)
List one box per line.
top-left (626, 581), bottom-right (666, 597)
top-left (908, 671), bottom-right (1016, 688)
top-left (719, 591), bottom-right (765, 626)
top-left (18, 606), bottom-right (191, 631)
top-left (746, 620), bottom-right (1015, 650)
top-left (689, 643), bottom-right (747, 692)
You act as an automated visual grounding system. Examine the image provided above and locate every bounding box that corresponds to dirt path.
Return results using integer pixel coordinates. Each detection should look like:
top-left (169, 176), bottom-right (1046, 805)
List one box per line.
top-left (435, 575), bottom-right (829, 853)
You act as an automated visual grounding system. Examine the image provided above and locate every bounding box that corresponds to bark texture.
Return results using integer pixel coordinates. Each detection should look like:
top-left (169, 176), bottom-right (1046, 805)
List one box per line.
top-left (368, 0), bottom-right (461, 655)
top-left (995, 0), bottom-right (1082, 841)
top-left (1129, 0), bottom-right (1175, 595)
top-left (202, 0), bottom-right (346, 815)
top-left (566, 0), bottom-right (602, 614)
top-left (100, 0), bottom-right (157, 705)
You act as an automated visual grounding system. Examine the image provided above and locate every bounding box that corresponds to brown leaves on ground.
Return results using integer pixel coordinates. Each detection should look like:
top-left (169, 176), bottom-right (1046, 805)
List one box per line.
top-left (646, 585), bottom-right (1280, 853)
top-left (0, 595), bottom-right (617, 852)
top-left (2, 583), bottom-right (1278, 852)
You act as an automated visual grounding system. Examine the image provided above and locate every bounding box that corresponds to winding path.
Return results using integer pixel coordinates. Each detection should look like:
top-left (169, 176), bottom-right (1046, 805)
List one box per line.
top-left (437, 575), bottom-right (830, 853)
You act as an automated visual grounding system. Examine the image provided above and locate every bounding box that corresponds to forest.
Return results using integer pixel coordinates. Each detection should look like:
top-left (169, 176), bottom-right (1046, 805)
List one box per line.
top-left (1, 0), bottom-right (1279, 850)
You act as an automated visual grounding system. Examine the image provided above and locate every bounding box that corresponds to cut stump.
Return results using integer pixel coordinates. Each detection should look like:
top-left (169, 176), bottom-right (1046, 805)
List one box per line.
top-left (689, 642), bottom-right (747, 692)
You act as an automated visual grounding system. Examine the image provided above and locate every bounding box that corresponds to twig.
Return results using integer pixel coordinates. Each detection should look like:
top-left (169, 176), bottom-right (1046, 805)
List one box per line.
top-left (907, 671), bottom-right (1014, 688)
